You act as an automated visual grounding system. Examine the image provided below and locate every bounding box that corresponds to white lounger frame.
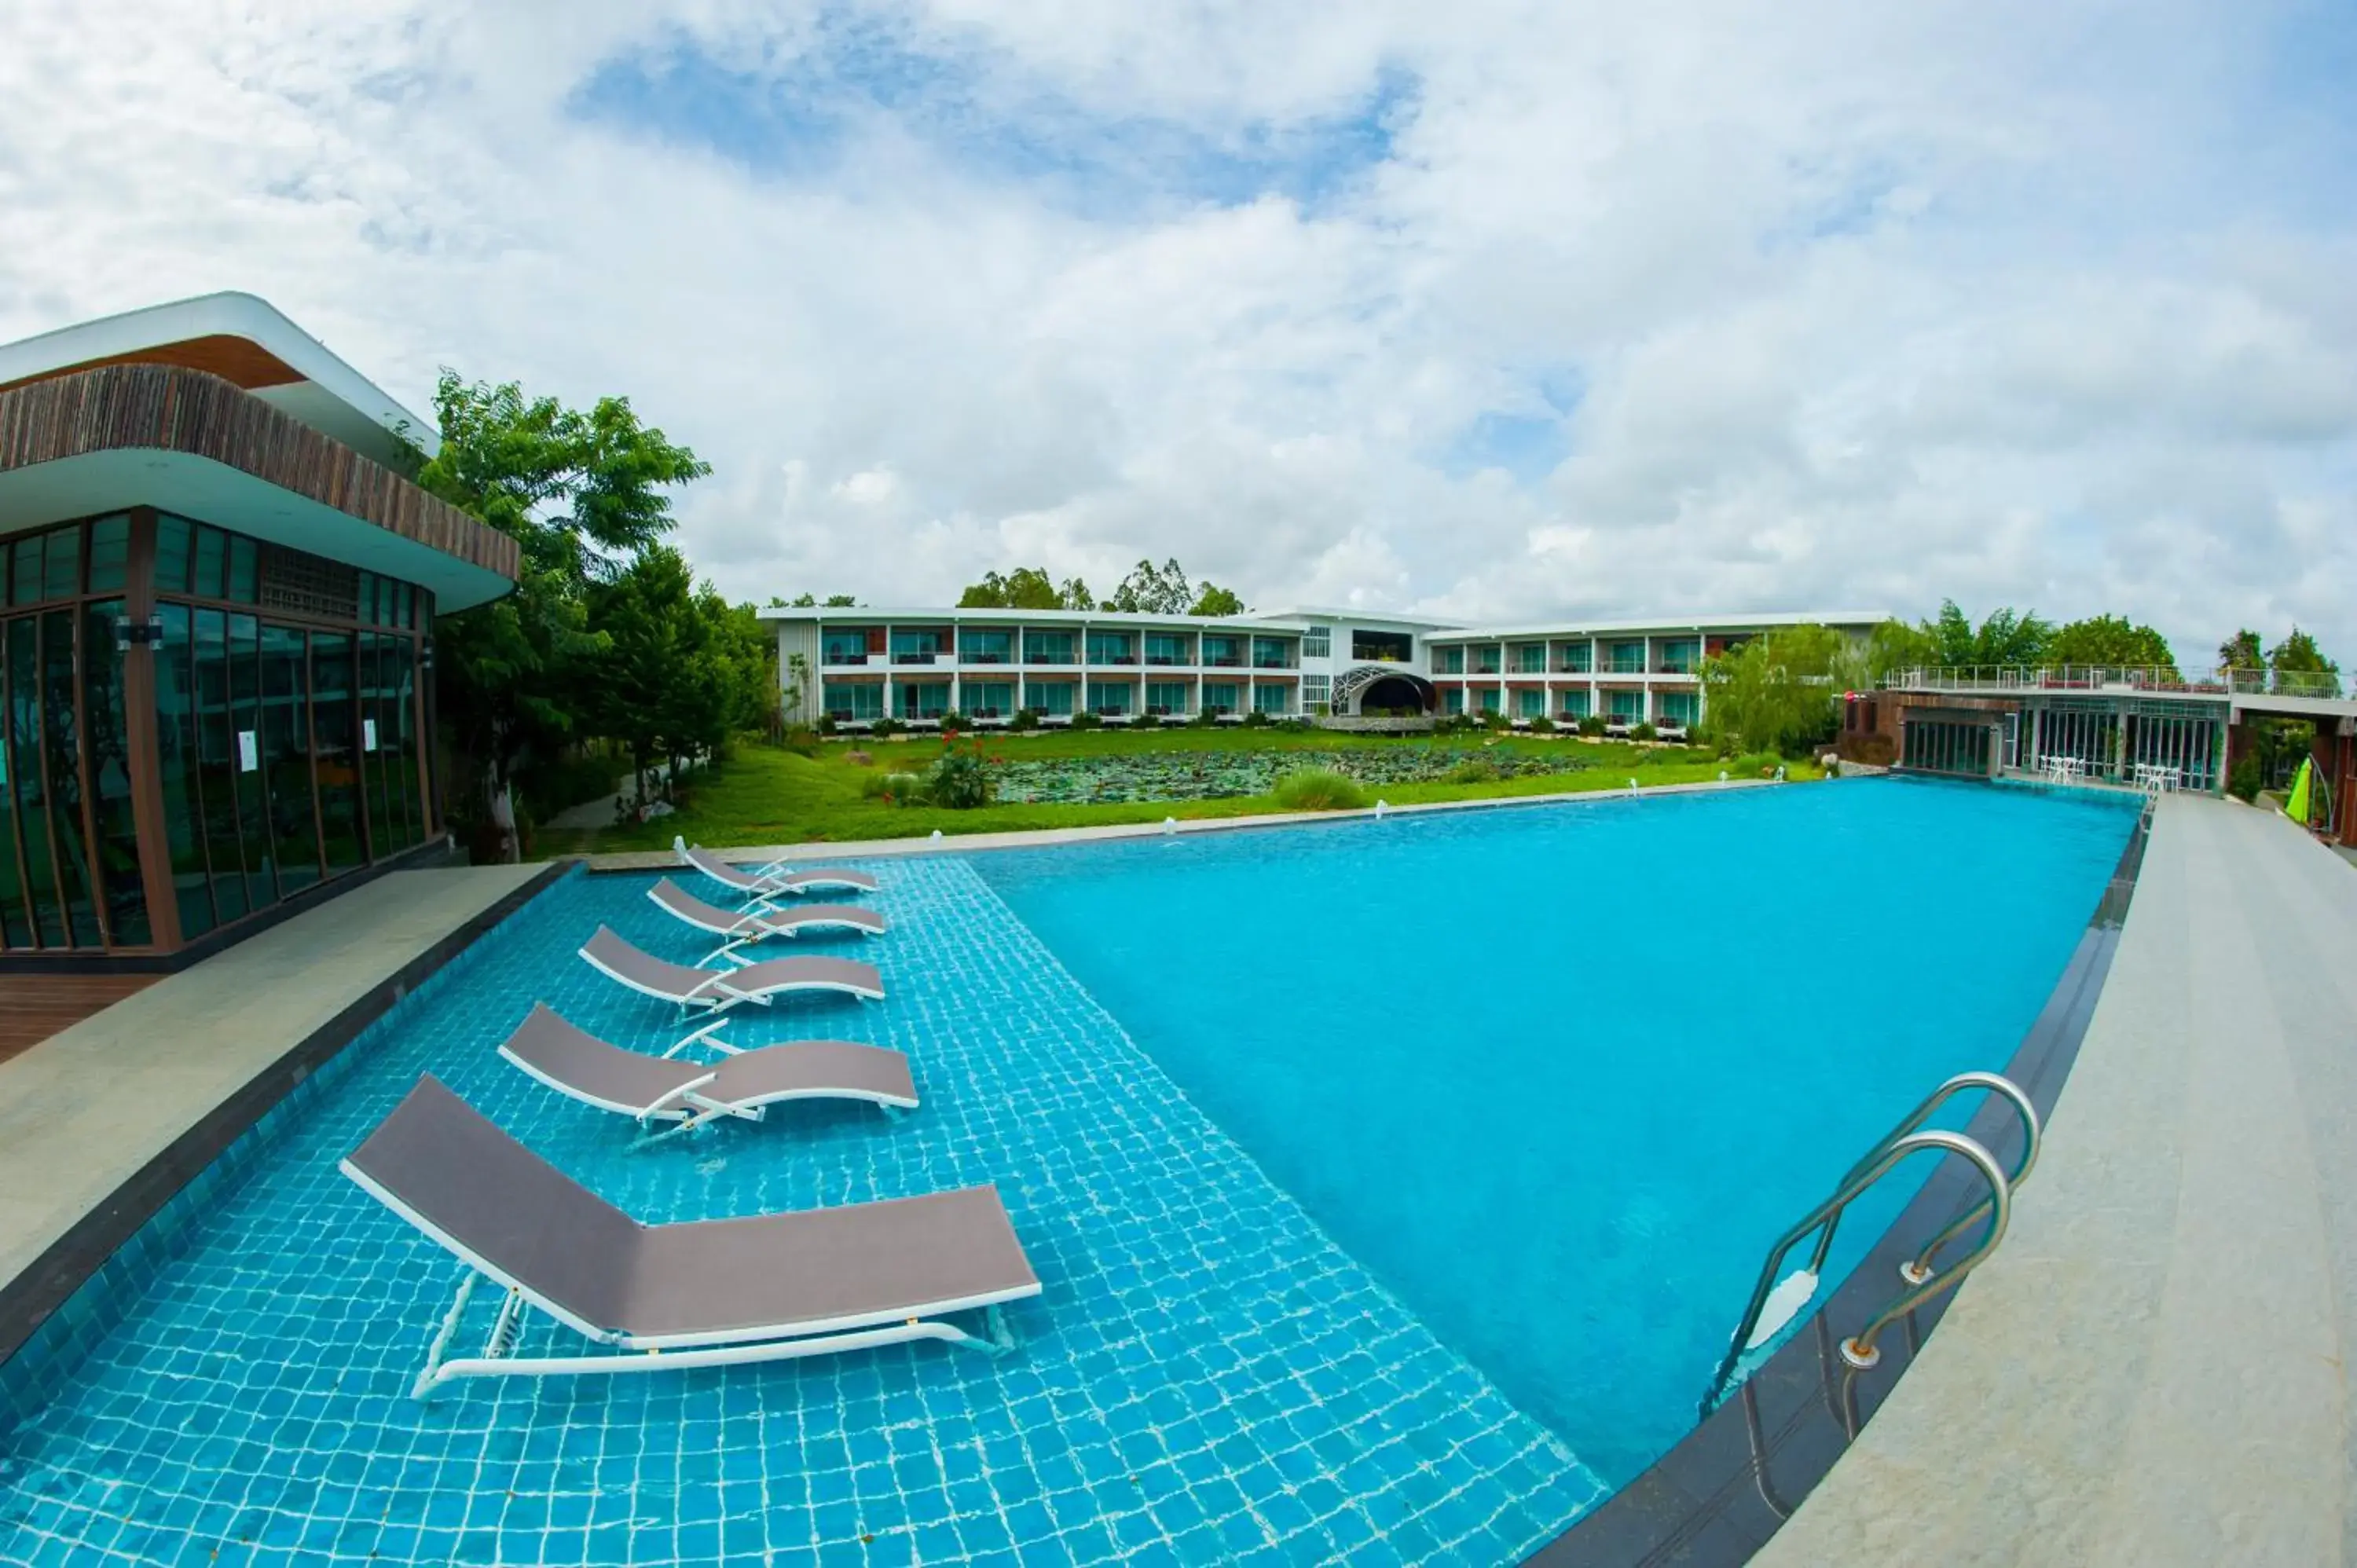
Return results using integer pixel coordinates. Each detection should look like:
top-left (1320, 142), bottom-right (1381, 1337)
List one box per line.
top-left (673, 836), bottom-right (872, 900)
top-left (578, 943), bottom-right (882, 1015)
top-left (499, 1027), bottom-right (914, 1148)
top-left (342, 1162), bottom-right (1025, 1398)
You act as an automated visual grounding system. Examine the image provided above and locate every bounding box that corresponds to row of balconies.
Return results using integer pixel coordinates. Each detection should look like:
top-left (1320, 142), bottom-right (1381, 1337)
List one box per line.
top-left (819, 652), bottom-right (1296, 670)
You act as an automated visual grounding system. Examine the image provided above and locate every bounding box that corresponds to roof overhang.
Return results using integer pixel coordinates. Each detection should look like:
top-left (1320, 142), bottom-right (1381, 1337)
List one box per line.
top-left (0, 365), bottom-right (515, 610)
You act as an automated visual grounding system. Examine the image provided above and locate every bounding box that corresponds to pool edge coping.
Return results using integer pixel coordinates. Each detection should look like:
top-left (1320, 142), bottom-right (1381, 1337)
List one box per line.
top-left (1524, 788), bottom-right (2152, 1566)
top-left (0, 858), bottom-right (576, 1375)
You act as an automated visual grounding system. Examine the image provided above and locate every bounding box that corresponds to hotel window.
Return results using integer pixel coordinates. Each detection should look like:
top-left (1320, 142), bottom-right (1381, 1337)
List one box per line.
top-left (1085, 680), bottom-right (1134, 714)
top-left (1301, 674), bottom-right (1330, 713)
top-left (1023, 630), bottom-right (1075, 665)
top-left (1444, 687), bottom-right (1465, 715)
top-left (1024, 680), bottom-right (1075, 715)
top-left (896, 683), bottom-right (948, 719)
top-left (1659, 638), bottom-right (1700, 673)
top-left (1659, 691), bottom-right (1700, 726)
top-left (1512, 643), bottom-right (1547, 674)
top-left (1478, 687), bottom-right (1502, 713)
top-left (1144, 632), bottom-right (1189, 665)
top-left (1471, 644), bottom-right (1501, 675)
top-left (1145, 681), bottom-right (1190, 716)
top-left (889, 629), bottom-right (946, 665)
top-left (962, 681), bottom-right (1013, 717)
top-left (1200, 635), bottom-right (1242, 668)
top-left (822, 682), bottom-right (882, 721)
top-left (959, 628), bottom-right (1012, 664)
top-left (1516, 687), bottom-right (1546, 718)
top-left (1608, 689), bottom-right (1645, 719)
top-left (1302, 625), bottom-right (1332, 659)
top-left (1085, 631), bottom-right (1135, 665)
top-left (822, 630), bottom-right (871, 664)
top-left (1252, 683), bottom-right (1291, 714)
top-left (1433, 646), bottom-right (1464, 675)
top-left (1250, 636), bottom-right (1295, 669)
top-left (1558, 689), bottom-right (1591, 720)
top-left (1555, 640), bottom-right (1592, 672)
top-left (1200, 681), bottom-right (1239, 715)
top-left (1607, 640), bottom-right (1645, 674)
top-left (1351, 628), bottom-right (1412, 662)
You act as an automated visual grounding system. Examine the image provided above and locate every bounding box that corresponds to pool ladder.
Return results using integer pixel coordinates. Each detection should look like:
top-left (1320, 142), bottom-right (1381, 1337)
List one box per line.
top-left (1698, 1072), bottom-right (2040, 1418)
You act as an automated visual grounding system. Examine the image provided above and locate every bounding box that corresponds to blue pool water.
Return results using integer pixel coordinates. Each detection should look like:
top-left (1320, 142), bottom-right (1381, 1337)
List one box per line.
top-left (0, 779), bottom-right (2132, 1565)
top-left (979, 779), bottom-right (2137, 1485)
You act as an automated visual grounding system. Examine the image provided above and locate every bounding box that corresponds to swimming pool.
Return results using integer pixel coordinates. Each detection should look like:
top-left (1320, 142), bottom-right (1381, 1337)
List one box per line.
top-left (0, 778), bottom-right (2132, 1564)
top-left (978, 778), bottom-right (2137, 1485)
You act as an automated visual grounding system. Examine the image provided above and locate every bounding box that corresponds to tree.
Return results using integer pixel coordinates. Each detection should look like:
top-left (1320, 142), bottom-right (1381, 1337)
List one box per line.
top-left (2268, 627), bottom-right (2341, 696)
top-left (1190, 582), bottom-right (1246, 616)
top-left (2218, 629), bottom-right (2264, 671)
top-left (1105, 558), bottom-right (1193, 614)
top-left (416, 372), bottom-right (710, 859)
top-left (2046, 615), bottom-right (2178, 675)
top-left (1698, 625), bottom-right (1862, 756)
top-left (1864, 617), bottom-right (1941, 680)
top-left (1928, 601), bottom-right (2052, 668)
top-left (1057, 576), bottom-right (1096, 610)
top-left (959, 567), bottom-right (1064, 609)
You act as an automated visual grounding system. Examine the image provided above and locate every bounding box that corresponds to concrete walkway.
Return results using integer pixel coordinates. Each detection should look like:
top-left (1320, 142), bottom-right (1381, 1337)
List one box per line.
top-left (0, 865), bottom-right (543, 1303)
top-left (1758, 795), bottom-right (2357, 1566)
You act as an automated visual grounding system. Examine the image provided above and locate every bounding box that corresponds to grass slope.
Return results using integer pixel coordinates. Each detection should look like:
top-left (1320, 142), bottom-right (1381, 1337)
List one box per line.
top-left (547, 729), bottom-right (1813, 854)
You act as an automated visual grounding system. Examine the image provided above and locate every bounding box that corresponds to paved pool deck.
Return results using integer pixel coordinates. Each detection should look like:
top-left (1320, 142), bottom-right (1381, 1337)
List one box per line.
top-left (1758, 793), bottom-right (2357, 1566)
top-left (0, 865), bottom-right (545, 1319)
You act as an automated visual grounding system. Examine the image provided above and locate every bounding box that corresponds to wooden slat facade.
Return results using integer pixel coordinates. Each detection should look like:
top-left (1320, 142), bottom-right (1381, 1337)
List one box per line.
top-left (0, 974), bottom-right (159, 1064)
top-left (0, 364), bottom-right (519, 584)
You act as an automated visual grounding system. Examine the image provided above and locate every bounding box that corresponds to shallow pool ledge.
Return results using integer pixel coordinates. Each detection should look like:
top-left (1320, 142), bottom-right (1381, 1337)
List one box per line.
top-left (1755, 795), bottom-right (2355, 1565)
top-left (588, 773), bottom-right (1791, 869)
top-left (0, 863), bottom-right (555, 1365)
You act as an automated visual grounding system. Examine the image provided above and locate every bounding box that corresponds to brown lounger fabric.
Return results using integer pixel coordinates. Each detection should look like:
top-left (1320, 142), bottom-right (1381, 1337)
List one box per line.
top-left (345, 1076), bottom-right (1039, 1343)
top-left (651, 877), bottom-right (887, 938)
top-left (581, 926), bottom-right (883, 1002)
top-left (501, 1004), bottom-right (917, 1115)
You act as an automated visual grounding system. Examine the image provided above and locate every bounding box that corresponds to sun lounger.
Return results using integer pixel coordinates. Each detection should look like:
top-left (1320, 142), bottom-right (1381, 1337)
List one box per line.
top-left (648, 877), bottom-right (885, 966)
top-left (675, 837), bottom-right (880, 900)
top-left (500, 1004), bottom-right (916, 1141)
top-left (580, 926), bottom-right (883, 1016)
top-left (342, 1075), bottom-right (1039, 1396)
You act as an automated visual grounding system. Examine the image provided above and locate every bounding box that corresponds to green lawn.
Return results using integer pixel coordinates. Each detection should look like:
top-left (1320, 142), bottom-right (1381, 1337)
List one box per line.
top-left (543, 728), bottom-right (1809, 855)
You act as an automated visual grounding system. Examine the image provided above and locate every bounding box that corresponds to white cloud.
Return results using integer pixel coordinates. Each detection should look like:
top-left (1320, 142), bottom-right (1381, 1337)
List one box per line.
top-left (2, 0), bottom-right (2353, 667)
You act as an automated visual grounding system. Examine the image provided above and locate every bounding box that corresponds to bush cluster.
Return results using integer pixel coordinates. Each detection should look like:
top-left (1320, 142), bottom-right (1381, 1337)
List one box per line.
top-left (1270, 768), bottom-right (1373, 811)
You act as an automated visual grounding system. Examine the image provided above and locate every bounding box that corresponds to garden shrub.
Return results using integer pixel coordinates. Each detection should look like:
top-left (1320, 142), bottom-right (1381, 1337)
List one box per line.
top-left (1270, 768), bottom-right (1373, 811)
top-left (870, 716), bottom-right (904, 738)
top-left (816, 714), bottom-right (838, 736)
top-left (1010, 708), bottom-right (1041, 731)
top-left (845, 749), bottom-right (874, 767)
top-left (937, 710), bottom-right (966, 734)
top-left (1131, 712), bottom-right (1161, 729)
top-left (863, 770), bottom-right (924, 801)
top-left (1480, 709), bottom-right (1510, 731)
top-left (783, 725), bottom-right (822, 757)
top-left (1631, 721), bottom-right (1658, 742)
top-left (923, 744), bottom-right (993, 809)
top-left (2227, 754), bottom-right (2263, 801)
top-left (1069, 711), bottom-right (1104, 730)
top-left (1240, 711), bottom-right (1272, 728)
top-left (1578, 714), bottom-right (1607, 737)
top-left (1187, 709), bottom-right (1220, 727)
top-left (1443, 758), bottom-right (1500, 784)
top-left (1733, 750), bottom-right (1782, 778)
top-left (1527, 715), bottom-right (1556, 734)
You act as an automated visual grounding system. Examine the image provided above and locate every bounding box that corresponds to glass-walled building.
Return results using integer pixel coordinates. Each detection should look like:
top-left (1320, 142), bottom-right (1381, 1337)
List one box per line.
top-left (0, 293), bottom-right (519, 962)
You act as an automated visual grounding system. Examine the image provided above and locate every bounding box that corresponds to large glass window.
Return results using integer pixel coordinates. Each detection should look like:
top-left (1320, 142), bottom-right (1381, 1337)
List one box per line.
top-left (1512, 643), bottom-right (1547, 674)
top-left (821, 629), bottom-right (872, 664)
top-left (1145, 681), bottom-right (1189, 715)
top-left (1302, 626), bottom-right (1332, 659)
top-left (958, 629), bottom-right (1011, 665)
top-left (1471, 645), bottom-right (1502, 675)
top-left (1660, 691), bottom-right (1700, 726)
top-left (1608, 689), bottom-right (1646, 719)
top-left (895, 682), bottom-right (948, 719)
top-left (227, 613), bottom-right (275, 911)
top-left (1433, 647), bottom-right (1465, 675)
top-left (1022, 630), bottom-right (1075, 665)
top-left (1555, 640), bottom-right (1593, 672)
top-left (1200, 636), bottom-right (1241, 668)
top-left (1024, 680), bottom-right (1075, 716)
top-left (1516, 687), bottom-right (1546, 717)
top-left (1143, 633), bottom-right (1189, 665)
top-left (1084, 631), bottom-right (1134, 665)
top-left (1557, 689), bottom-right (1592, 720)
top-left (820, 682), bottom-right (882, 722)
top-left (42, 610), bottom-right (101, 945)
top-left (1444, 687), bottom-right (1465, 716)
top-left (192, 608), bottom-right (250, 923)
top-left (7, 617), bottom-right (64, 944)
top-left (311, 632), bottom-right (365, 875)
top-left (361, 632), bottom-right (399, 858)
top-left (1608, 640), bottom-right (1645, 674)
top-left (152, 605), bottom-right (215, 940)
top-left (889, 628), bottom-right (945, 663)
top-left (962, 681), bottom-right (1013, 717)
top-left (1085, 680), bottom-right (1132, 714)
top-left (1250, 636), bottom-right (1295, 669)
top-left (260, 624), bottom-right (321, 894)
top-left (1200, 682), bottom-right (1239, 715)
top-left (82, 601), bottom-right (149, 945)
top-left (1252, 683), bottom-right (1292, 714)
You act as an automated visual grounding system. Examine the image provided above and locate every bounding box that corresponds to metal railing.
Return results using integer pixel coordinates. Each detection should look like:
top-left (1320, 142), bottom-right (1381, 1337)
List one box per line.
top-left (1886, 665), bottom-right (2345, 701)
top-left (1699, 1072), bottom-right (2040, 1416)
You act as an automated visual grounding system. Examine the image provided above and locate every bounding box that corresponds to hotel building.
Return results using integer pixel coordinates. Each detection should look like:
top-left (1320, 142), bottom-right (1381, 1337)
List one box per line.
top-left (764, 606), bottom-right (1889, 735)
top-left (0, 295), bottom-right (518, 965)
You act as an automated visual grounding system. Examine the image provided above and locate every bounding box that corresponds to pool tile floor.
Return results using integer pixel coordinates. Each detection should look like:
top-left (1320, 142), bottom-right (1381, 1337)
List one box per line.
top-left (0, 859), bottom-right (1602, 1566)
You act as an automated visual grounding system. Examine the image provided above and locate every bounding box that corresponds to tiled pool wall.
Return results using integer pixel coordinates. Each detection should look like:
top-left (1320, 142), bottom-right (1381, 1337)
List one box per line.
top-left (1534, 793), bottom-right (2151, 1563)
top-left (0, 865), bottom-right (581, 1445)
top-left (0, 855), bottom-right (1605, 1566)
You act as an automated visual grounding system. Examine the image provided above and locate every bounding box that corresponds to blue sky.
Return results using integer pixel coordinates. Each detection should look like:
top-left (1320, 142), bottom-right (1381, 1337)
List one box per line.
top-left (3, 0), bottom-right (2354, 661)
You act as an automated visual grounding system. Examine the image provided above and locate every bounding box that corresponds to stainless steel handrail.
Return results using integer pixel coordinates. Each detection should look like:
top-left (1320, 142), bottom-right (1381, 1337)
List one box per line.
top-left (1837, 1132), bottom-right (2011, 1368)
top-left (1698, 1073), bottom-right (2037, 1416)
